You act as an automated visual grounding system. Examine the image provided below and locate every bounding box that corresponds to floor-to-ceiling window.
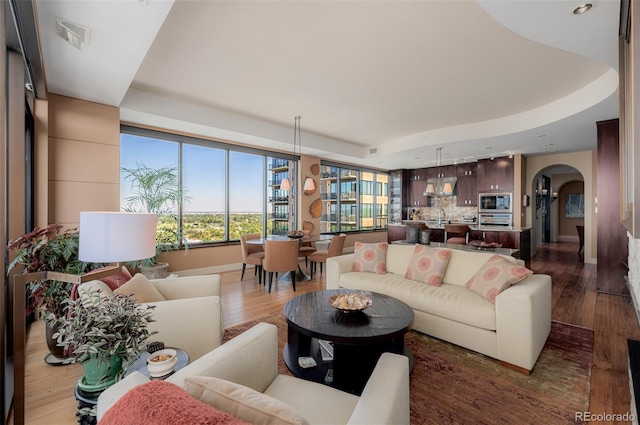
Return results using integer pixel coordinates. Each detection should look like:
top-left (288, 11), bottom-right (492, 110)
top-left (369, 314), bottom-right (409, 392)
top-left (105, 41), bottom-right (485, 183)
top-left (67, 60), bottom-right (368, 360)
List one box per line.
top-left (319, 162), bottom-right (388, 233)
top-left (120, 126), bottom-right (297, 245)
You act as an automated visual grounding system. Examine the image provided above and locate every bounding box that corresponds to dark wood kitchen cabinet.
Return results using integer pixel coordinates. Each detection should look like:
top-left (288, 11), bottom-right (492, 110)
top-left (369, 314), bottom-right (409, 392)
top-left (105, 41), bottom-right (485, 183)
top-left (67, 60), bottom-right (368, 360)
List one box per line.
top-left (470, 230), bottom-right (516, 248)
top-left (408, 168), bottom-right (428, 207)
top-left (430, 165), bottom-right (455, 179)
top-left (477, 156), bottom-right (514, 192)
top-left (469, 228), bottom-right (531, 268)
top-left (456, 162), bottom-right (476, 177)
top-left (455, 162), bottom-right (477, 206)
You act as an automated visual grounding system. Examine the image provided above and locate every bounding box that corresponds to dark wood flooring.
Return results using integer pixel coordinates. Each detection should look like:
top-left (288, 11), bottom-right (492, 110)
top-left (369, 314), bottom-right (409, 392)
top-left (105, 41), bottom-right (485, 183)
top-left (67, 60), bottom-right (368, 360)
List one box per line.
top-left (530, 241), bottom-right (640, 420)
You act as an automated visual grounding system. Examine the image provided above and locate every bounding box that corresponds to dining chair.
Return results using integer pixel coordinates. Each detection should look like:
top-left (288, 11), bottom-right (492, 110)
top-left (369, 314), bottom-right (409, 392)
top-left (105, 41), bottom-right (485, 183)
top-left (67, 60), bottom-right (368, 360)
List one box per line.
top-left (309, 234), bottom-right (346, 278)
top-left (444, 224), bottom-right (470, 245)
top-left (240, 233), bottom-right (265, 285)
top-left (262, 239), bottom-right (300, 293)
top-left (298, 241), bottom-right (317, 269)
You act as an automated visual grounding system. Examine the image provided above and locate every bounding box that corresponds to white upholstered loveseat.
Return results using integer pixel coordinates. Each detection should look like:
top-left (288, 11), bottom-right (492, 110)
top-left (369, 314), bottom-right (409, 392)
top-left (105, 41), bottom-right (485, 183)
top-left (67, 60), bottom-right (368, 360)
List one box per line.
top-left (326, 244), bottom-right (552, 372)
top-left (97, 322), bottom-right (410, 424)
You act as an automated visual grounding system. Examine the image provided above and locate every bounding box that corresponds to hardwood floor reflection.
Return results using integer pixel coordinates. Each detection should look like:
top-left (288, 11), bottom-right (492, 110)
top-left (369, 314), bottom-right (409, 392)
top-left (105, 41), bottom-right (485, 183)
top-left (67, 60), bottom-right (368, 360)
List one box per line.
top-left (13, 241), bottom-right (640, 424)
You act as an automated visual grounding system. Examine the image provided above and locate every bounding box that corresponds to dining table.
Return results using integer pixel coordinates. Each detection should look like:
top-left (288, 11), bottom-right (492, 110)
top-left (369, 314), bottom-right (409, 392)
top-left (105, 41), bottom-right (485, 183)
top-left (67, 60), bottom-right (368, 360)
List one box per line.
top-left (247, 234), bottom-right (334, 282)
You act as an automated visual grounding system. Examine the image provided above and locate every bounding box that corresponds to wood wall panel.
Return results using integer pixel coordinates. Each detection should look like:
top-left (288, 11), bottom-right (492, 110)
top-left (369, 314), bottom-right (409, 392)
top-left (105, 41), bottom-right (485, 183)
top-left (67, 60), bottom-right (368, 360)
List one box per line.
top-left (48, 137), bottom-right (119, 183)
top-left (0, 2), bottom-right (8, 421)
top-left (46, 95), bottom-right (120, 226)
top-left (48, 182), bottom-right (119, 228)
top-left (48, 95), bottom-right (119, 144)
top-left (596, 119), bottom-right (629, 295)
top-left (35, 99), bottom-right (49, 227)
top-left (7, 51), bottom-right (26, 240)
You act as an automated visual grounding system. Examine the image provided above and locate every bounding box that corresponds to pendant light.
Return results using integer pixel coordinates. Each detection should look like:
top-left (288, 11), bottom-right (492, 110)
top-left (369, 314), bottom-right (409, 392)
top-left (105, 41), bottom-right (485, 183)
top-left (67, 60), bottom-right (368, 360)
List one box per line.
top-left (280, 116), bottom-right (315, 192)
top-left (298, 117), bottom-right (316, 192)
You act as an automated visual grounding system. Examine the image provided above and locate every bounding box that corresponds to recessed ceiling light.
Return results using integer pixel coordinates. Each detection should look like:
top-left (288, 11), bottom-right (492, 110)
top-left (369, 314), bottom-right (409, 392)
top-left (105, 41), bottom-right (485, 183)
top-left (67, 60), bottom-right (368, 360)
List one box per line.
top-left (572, 3), bottom-right (593, 14)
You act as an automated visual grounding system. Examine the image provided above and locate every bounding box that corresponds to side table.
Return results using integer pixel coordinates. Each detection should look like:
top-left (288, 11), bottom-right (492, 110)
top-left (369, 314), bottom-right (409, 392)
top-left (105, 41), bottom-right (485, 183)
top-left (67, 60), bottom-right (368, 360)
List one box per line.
top-left (74, 348), bottom-right (189, 424)
top-left (126, 347), bottom-right (189, 379)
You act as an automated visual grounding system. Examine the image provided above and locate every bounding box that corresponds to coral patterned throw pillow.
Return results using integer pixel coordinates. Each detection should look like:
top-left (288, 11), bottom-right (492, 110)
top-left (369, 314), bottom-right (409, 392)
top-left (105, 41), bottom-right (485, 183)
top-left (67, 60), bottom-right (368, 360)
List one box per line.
top-left (352, 242), bottom-right (388, 274)
top-left (465, 254), bottom-right (533, 303)
top-left (404, 245), bottom-right (452, 286)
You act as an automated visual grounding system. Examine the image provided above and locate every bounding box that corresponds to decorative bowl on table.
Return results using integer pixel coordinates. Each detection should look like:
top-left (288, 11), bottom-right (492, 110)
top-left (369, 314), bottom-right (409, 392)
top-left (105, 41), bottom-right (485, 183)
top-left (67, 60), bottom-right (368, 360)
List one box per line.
top-left (147, 348), bottom-right (177, 377)
top-left (469, 240), bottom-right (503, 249)
top-left (329, 293), bottom-right (373, 312)
top-left (287, 230), bottom-right (305, 239)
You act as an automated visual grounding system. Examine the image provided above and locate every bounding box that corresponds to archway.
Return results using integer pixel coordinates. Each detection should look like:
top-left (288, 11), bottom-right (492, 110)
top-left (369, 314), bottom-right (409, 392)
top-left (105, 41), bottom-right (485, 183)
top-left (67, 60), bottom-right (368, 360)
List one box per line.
top-left (531, 166), bottom-right (584, 249)
top-left (525, 151), bottom-right (595, 264)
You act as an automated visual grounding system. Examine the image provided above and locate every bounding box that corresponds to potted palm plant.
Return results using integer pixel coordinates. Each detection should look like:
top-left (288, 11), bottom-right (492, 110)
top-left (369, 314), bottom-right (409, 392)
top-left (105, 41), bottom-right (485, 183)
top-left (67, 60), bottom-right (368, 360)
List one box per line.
top-left (54, 289), bottom-right (156, 391)
top-left (6, 224), bottom-right (103, 359)
top-left (120, 162), bottom-right (189, 278)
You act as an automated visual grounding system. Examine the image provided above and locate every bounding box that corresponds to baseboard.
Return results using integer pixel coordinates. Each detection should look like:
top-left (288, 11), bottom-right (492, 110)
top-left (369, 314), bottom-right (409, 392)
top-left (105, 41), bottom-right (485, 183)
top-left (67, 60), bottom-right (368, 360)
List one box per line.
top-left (173, 250), bottom-right (357, 276)
top-left (557, 235), bottom-right (579, 242)
top-left (172, 262), bottom-right (243, 277)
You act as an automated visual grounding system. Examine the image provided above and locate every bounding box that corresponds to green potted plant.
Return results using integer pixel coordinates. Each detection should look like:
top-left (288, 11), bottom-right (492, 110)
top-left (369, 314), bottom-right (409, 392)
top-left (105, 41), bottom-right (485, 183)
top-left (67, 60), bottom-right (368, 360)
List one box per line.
top-left (54, 289), bottom-right (156, 391)
top-left (121, 162), bottom-right (189, 278)
top-left (6, 224), bottom-right (102, 359)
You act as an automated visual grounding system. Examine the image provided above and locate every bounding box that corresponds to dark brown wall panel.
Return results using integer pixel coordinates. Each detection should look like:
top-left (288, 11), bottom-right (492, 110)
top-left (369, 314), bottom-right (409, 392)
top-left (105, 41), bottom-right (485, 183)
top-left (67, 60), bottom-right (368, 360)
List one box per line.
top-left (597, 119), bottom-right (629, 295)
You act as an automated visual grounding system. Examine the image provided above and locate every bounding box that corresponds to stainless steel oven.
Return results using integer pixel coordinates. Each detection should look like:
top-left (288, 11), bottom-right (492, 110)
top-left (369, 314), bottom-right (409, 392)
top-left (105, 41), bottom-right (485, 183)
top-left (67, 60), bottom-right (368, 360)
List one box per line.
top-left (478, 192), bottom-right (512, 213)
top-left (478, 212), bottom-right (512, 227)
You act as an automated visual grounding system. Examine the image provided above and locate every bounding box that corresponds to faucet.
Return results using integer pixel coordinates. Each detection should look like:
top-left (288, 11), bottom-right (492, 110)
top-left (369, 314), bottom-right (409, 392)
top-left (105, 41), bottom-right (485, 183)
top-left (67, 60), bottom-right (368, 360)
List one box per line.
top-left (437, 209), bottom-right (446, 225)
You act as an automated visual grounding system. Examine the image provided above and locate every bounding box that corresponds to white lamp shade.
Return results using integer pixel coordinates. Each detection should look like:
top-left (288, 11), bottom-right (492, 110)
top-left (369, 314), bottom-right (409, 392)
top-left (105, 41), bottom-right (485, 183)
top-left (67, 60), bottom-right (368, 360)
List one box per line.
top-left (425, 183), bottom-right (435, 194)
top-left (79, 212), bottom-right (157, 262)
top-left (280, 178), bottom-right (291, 191)
top-left (303, 177), bottom-right (315, 191)
top-left (442, 182), bottom-right (453, 194)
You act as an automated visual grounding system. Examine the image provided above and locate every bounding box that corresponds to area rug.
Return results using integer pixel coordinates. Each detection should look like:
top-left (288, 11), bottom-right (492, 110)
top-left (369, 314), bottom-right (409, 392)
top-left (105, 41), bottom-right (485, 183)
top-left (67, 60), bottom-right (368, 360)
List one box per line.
top-left (223, 314), bottom-right (593, 424)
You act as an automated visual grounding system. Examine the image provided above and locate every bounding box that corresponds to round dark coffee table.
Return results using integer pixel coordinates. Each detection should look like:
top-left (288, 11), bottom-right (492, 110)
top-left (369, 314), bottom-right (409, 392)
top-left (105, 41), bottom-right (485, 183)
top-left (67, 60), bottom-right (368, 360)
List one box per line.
top-left (284, 289), bottom-right (414, 395)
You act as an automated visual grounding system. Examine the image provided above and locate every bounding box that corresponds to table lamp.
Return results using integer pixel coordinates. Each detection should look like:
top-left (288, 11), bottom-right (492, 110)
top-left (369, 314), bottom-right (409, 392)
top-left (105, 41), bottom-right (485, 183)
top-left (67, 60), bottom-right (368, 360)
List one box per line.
top-left (11, 212), bottom-right (157, 424)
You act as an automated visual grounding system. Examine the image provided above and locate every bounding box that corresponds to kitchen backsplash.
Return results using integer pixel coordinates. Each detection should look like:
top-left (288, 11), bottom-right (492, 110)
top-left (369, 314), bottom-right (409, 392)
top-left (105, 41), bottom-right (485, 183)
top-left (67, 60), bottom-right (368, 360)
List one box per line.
top-left (407, 197), bottom-right (478, 222)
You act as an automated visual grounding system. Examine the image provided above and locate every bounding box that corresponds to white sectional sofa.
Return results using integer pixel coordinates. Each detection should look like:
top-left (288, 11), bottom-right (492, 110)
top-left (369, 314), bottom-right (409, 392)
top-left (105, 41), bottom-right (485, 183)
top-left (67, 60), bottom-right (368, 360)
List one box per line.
top-left (326, 243), bottom-right (552, 372)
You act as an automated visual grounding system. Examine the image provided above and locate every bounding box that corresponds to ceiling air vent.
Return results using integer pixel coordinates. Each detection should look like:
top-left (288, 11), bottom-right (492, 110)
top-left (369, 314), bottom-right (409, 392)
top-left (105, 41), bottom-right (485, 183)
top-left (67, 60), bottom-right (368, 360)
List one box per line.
top-left (55, 17), bottom-right (91, 50)
top-left (369, 148), bottom-right (378, 154)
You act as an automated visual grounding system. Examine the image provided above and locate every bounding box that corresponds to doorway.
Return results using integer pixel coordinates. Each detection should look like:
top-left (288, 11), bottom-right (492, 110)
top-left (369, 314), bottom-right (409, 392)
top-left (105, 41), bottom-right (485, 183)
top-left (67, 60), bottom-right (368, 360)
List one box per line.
top-left (532, 165), bottom-right (584, 251)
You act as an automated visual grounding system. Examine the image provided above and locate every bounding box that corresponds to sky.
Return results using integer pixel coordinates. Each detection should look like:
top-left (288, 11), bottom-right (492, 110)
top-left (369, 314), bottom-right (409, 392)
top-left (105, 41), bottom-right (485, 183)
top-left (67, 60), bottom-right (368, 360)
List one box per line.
top-left (120, 133), bottom-right (268, 213)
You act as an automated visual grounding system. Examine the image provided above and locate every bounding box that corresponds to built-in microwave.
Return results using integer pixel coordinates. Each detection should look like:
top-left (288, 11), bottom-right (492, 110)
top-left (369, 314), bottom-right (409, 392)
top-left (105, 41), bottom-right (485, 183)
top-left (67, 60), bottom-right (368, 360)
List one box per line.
top-left (478, 192), bottom-right (512, 213)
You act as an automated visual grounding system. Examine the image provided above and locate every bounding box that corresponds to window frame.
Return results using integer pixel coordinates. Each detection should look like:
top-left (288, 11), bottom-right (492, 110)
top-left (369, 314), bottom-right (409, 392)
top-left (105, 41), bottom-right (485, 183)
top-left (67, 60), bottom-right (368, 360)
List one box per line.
top-left (120, 125), bottom-right (299, 246)
top-left (319, 160), bottom-right (389, 234)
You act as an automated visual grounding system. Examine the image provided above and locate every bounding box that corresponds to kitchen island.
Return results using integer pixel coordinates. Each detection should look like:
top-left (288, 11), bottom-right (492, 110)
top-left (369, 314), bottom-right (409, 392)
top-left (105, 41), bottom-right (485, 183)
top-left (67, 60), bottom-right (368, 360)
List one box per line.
top-left (389, 221), bottom-right (531, 268)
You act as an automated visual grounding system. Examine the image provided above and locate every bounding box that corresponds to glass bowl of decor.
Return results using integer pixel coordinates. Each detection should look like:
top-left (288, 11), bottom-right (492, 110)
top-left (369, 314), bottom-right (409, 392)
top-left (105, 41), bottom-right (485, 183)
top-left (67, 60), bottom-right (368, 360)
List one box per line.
top-left (146, 348), bottom-right (177, 378)
top-left (287, 230), bottom-right (305, 239)
top-left (328, 293), bottom-right (373, 312)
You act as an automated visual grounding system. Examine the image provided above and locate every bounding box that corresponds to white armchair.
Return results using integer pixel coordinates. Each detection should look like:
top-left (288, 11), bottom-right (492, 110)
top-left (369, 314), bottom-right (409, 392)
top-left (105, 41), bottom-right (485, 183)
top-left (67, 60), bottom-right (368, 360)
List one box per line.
top-left (80, 274), bottom-right (224, 362)
top-left (97, 322), bottom-right (410, 424)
